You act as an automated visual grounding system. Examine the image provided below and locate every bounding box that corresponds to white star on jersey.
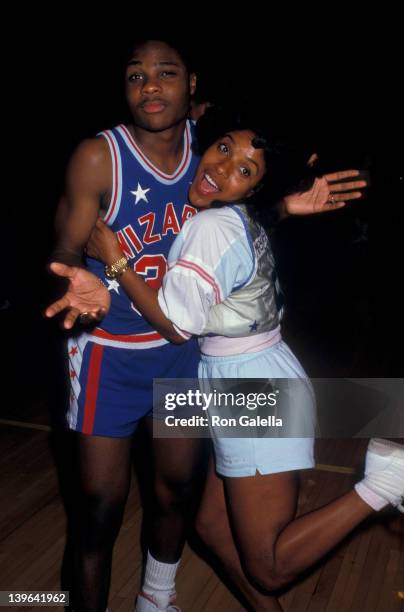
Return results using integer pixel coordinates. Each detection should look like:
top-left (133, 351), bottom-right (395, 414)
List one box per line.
top-left (106, 279), bottom-right (120, 294)
top-left (131, 183), bottom-right (150, 204)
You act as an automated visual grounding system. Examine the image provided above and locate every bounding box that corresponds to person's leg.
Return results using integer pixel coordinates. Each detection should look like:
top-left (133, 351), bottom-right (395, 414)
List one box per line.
top-left (223, 436), bottom-right (404, 591)
top-left (196, 344), bottom-right (404, 597)
top-left (148, 434), bottom-right (206, 560)
top-left (73, 433), bottom-right (132, 612)
top-left (137, 422), bottom-right (206, 610)
top-left (223, 470), bottom-right (373, 591)
top-left (196, 459), bottom-right (284, 612)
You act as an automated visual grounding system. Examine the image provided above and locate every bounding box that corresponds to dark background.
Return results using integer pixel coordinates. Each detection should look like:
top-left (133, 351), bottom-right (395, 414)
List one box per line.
top-left (3, 12), bottom-right (403, 424)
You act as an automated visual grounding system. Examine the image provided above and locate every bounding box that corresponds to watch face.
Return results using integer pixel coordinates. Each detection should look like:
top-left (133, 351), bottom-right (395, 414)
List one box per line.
top-left (105, 267), bottom-right (116, 279)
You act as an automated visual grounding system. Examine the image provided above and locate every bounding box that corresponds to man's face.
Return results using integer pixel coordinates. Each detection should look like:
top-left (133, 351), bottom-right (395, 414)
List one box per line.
top-left (125, 40), bottom-right (196, 132)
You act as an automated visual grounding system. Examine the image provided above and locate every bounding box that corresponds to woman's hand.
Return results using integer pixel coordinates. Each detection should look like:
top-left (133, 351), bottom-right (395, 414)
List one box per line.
top-left (86, 218), bottom-right (124, 265)
top-left (282, 170), bottom-right (367, 217)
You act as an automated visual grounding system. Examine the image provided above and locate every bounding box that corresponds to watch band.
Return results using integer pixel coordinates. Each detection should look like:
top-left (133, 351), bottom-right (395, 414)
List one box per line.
top-left (105, 256), bottom-right (129, 279)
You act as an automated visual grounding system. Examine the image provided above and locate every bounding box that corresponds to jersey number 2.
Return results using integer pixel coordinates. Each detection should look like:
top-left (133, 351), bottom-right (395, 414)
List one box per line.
top-left (131, 254), bottom-right (167, 315)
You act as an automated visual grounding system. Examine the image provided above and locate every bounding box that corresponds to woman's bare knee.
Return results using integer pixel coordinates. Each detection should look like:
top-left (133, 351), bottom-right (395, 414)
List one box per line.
top-left (244, 551), bottom-right (292, 592)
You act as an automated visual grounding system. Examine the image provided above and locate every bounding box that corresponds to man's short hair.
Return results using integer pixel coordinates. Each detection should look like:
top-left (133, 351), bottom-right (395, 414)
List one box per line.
top-left (127, 30), bottom-right (197, 75)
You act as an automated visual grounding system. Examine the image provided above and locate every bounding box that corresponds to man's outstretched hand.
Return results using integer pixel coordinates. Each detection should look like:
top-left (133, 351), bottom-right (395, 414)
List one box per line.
top-left (283, 169), bottom-right (368, 216)
top-left (45, 262), bottom-right (111, 329)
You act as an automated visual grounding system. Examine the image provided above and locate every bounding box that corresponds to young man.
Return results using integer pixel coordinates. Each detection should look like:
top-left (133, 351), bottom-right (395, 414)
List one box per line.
top-left (48, 36), bottom-right (368, 612)
top-left (51, 37), bottom-right (205, 612)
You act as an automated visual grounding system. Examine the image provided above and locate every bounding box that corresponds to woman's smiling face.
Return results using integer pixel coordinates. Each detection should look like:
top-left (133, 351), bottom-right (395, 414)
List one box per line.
top-left (189, 130), bottom-right (266, 209)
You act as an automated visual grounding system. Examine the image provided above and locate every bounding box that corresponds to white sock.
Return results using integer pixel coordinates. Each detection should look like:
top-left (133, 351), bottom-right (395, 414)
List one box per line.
top-left (355, 481), bottom-right (388, 511)
top-left (141, 551), bottom-right (180, 609)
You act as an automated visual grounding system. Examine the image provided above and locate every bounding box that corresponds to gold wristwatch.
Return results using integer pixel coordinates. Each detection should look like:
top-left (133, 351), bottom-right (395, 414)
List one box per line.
top-left (104, 256), bottom-right (129, 280)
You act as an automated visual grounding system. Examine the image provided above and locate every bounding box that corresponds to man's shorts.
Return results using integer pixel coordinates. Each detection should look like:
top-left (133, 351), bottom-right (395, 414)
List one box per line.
top-left (67, 333), bottom-right (200, 437)
top-left (198, 340), bottom-right (316, 477)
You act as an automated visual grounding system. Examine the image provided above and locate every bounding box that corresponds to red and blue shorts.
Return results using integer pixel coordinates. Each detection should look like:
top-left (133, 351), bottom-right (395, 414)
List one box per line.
top-left (66, 332), bottom-right (199, 437)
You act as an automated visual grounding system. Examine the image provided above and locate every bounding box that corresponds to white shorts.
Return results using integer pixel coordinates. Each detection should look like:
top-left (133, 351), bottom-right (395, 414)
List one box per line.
top-left (198, 340), bottom-right (316, 477)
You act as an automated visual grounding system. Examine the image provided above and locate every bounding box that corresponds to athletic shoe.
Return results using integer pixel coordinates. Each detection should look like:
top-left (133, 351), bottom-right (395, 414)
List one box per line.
top-left (362, 438), bottom-right (404, 512)
top-left (135, 592), bottom-right (181, 612)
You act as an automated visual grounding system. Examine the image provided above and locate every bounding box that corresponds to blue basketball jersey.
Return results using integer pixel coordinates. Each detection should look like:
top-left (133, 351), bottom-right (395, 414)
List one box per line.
top-left (86, 121), bottom-right (199, 346)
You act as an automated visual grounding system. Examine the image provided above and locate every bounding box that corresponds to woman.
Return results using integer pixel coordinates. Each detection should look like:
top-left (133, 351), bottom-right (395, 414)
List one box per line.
top-left (47, 115), bottom-right (404, 608)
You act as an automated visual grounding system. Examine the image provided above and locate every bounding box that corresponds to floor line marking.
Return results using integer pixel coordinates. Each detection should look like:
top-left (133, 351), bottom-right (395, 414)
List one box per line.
top-left (0, 419), bottom-right (51, 432)
top-left (315, 463), bottom-right (356, 474)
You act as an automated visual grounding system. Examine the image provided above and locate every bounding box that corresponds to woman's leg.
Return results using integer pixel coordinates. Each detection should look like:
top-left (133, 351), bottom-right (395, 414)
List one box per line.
top-left (224, 469), bottom-right (372, 591)
top-left (196, 459), bottom-right (284, 612)
top-left (224, 436), bottom-right (404, 591)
